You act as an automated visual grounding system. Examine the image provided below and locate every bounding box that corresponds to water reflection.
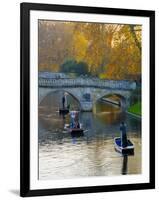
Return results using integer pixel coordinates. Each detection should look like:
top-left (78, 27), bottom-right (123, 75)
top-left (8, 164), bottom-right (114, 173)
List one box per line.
top-left (122, 155), bottom-right (128, 175)
top-left (38, 92), bottom-right (141, 180)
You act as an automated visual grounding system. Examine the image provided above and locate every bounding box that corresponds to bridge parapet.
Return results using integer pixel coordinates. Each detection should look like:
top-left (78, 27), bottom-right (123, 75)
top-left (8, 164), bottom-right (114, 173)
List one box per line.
top-left (38, 78), bottom-right (136, 90)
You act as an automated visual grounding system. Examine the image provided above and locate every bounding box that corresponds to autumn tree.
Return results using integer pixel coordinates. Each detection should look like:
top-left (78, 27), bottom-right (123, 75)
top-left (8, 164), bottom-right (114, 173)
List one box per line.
top-left (38, 20), bottom-right (141, 80)
top-left (38, 21), bottom-right (74, 71)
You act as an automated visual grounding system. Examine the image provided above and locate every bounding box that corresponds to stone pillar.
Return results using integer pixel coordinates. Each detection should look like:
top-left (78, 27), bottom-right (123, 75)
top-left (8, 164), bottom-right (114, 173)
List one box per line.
top-left (120, 96), bottom-right (130, 110)
top-left (80, 101), bottom-right (93, 112)
top-left (125, 97), bottom-right (131, 109)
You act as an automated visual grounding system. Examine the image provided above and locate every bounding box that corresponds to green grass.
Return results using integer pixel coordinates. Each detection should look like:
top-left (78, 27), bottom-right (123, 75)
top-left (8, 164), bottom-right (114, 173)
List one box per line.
top-left (128, 102), bottom-right (141, 116)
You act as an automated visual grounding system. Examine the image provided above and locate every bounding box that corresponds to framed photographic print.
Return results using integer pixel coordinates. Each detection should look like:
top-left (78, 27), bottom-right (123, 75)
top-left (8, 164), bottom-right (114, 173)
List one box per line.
top-left (20, 2), bottom-right (155, 197)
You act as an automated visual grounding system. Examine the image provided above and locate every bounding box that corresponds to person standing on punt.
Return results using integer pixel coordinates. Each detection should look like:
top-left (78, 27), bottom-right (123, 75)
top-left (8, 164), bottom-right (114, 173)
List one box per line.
top-left (74, 111), bottom-right (80, 128)
top-left (70, 111), bottom-right (76, 128)
top-left (120, 122), bottom-right (128, 148)
top-left (62, 94), bottom-right (65, 109)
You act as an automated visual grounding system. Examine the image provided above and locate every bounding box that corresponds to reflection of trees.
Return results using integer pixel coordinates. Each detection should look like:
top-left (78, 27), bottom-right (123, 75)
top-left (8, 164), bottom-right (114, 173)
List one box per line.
top-left (95, 101), bottom-right (126, 125)
top-left (97, 111), bottom-right (126, 125)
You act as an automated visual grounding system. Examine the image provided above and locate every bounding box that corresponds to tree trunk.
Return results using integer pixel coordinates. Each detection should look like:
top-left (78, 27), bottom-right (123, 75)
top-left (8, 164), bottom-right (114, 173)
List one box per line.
top-left (129, 25), bottom-right (141, 54)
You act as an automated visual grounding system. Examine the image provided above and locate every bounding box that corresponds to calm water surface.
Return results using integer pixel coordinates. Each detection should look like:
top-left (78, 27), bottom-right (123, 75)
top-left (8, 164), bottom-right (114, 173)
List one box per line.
top-left (39, 92), bottom-right (141, 180)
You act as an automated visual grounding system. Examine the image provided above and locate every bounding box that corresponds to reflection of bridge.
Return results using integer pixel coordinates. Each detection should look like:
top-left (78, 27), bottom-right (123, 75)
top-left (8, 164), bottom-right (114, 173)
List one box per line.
top-left (39, 77), bottom-right (136, 111)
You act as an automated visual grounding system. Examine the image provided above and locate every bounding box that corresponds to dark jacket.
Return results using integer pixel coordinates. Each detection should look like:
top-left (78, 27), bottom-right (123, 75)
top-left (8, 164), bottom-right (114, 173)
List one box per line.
top-left (120, 123), bottom-right (128, 147)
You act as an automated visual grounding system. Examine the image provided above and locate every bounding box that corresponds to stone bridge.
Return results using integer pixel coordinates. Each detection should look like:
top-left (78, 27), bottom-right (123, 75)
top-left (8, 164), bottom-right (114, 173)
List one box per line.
top-left (38, 77), bottom-right (136, 111)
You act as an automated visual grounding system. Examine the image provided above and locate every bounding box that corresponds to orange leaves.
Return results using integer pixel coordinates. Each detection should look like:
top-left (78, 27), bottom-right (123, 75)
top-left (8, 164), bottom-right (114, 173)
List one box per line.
top-left (72, 32), bottom-right (88, 62)
top-left (38, 20), bottom-right (142, 80)
top-left (50, 64), bottom-right (59, 72)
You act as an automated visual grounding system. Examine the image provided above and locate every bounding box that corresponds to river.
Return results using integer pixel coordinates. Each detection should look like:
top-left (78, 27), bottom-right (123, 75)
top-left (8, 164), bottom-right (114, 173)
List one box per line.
top-left (38, 92), bottom-right (141, 180)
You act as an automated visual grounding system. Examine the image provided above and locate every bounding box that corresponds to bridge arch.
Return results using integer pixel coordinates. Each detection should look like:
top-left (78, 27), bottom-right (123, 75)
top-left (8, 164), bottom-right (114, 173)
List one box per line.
top-left (95, 92), bottom-right (126, 108)
top-left (39, 88), bottom-right (81, 109)
top-left (93, 90), bottom-right (130, 109)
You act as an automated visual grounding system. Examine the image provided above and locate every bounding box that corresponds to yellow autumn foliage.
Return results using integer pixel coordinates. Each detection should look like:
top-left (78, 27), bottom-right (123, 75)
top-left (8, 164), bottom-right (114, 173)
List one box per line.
top-left (38, 21), bottom-right (141, 80)
top-left (72, 33), bottom-right (88, 62)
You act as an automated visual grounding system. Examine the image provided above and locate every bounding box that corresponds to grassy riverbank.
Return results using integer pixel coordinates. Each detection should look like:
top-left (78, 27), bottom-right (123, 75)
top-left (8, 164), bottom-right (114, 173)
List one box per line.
top-left (128, 102), bottom-right (141, 116)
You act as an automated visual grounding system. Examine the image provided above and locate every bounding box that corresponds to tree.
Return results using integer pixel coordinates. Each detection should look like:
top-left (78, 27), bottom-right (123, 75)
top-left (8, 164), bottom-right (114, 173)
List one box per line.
top-left (60, 59), bottom-right (89, 75)
top-left (129, 25), bottom-right (141, 54)
top-left (38, 20), bottom-right (141, 80)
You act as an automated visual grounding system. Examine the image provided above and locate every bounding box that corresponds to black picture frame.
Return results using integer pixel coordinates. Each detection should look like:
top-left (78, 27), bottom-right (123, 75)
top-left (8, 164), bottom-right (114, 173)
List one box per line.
top-left (20, 2), bottom-right (155, 197)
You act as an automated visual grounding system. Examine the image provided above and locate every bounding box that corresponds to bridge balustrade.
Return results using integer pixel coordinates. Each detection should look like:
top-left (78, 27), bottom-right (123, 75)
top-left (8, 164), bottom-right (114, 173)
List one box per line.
top-left (38, 78), bottom-right (136, 90)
